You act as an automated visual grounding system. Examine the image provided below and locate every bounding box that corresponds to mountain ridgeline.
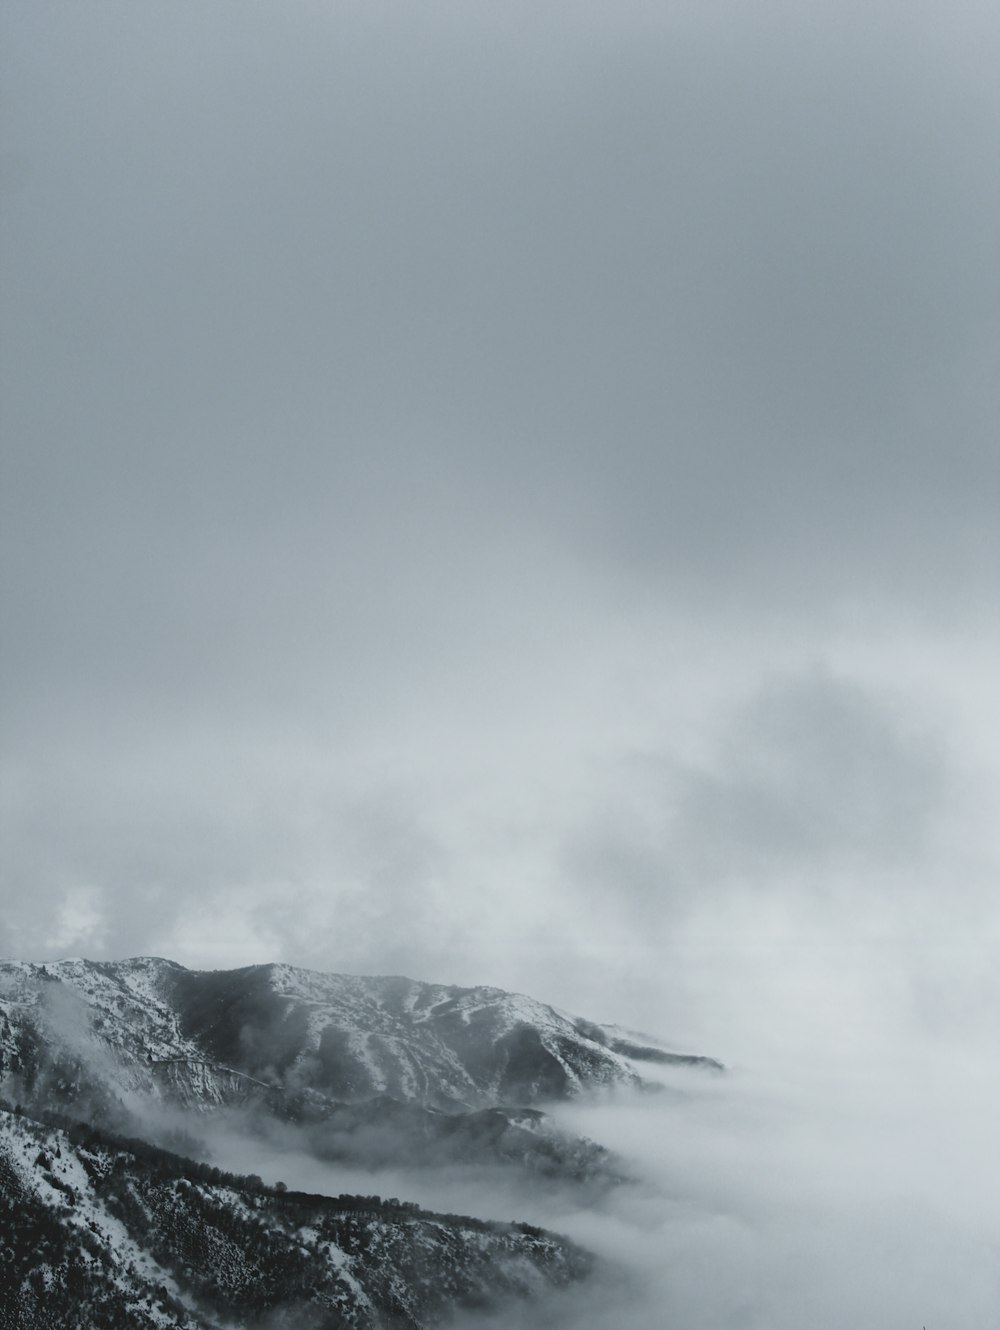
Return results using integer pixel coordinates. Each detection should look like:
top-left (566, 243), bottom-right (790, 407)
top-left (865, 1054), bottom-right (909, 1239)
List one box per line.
top-left (0, 957), bottom-right (719, 1135)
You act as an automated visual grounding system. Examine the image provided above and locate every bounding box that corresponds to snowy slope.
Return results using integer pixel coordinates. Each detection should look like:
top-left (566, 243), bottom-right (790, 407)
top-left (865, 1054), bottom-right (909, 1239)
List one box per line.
top-left (0, 957), bottom-right (720, 1116)
top-left (0, 1105), bottom-right (592, 1329)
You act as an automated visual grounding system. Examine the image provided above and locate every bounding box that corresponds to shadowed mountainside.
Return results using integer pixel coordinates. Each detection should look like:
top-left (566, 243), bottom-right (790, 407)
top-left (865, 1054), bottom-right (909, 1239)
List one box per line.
top-left (0, 957), bottom-right (720, 1183)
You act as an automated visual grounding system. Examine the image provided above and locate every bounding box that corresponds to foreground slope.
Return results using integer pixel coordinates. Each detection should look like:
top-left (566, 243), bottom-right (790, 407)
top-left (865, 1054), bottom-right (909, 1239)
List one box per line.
top-left (0, 1104), bottom-right (592, 1330)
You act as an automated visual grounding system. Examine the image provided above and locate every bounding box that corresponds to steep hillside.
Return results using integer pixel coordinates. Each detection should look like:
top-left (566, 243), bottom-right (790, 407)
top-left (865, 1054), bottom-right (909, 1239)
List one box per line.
top-left (0, 958), bottom-right (720, 1190)
top-left (0, 1104), bottom-right (592, 1330)
top-left (0, 957), bottom-right (719, 1113)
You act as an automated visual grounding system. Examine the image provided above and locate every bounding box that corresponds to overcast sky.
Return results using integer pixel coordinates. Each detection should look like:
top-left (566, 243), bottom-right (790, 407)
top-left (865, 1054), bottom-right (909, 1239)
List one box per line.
top-left (2, 0), bottom-right (998, 1062)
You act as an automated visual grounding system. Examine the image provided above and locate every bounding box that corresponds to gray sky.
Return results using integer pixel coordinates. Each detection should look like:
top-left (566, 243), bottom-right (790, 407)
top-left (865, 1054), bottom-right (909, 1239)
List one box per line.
top-left (2, 0), bottom-right (998, 1061)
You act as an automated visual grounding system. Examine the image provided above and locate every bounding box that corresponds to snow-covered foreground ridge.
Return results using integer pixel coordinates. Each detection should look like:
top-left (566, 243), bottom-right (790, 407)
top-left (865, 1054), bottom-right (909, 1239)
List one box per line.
top-left (0, 1104), bottom-right (592, 1329)
top-left (0, 956), bottom-right (721, 1113)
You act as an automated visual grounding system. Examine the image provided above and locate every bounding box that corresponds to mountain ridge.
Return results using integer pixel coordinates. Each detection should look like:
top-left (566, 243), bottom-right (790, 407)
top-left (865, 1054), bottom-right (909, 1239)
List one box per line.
top-left (0, 1101), bottom-right (593, 1329)
top-left (0, 956), bottom-right (721, 1117)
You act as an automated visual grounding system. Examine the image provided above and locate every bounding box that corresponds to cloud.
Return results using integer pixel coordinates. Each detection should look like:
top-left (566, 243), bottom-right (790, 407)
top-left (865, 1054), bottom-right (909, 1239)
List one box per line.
top-left (0, 0), bottom-right (998, 1078)
top-left (676, 667), bottom-right (946, 876)
top-left (2, 9), bottom-right (999, 1320)
top-left (562, 666), bottom-right (948, 918)
top-left (2, 0), bottom-right (997, 673)
top-left (203, 1055), bottom-right (1000, 1330)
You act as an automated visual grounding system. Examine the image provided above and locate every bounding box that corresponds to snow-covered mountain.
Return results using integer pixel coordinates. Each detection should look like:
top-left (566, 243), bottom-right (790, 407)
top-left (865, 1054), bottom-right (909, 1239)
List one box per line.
top-left (0, 1104), bottom-right (591, 1329)
top-left (0, 957), bottom-right (720, 1117)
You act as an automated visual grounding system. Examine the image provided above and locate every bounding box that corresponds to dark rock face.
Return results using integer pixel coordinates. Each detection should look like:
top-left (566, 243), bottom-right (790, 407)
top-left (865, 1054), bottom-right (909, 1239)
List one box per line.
top-left (165, 963), bottom-right (312, 1081)
top-left (495, 1024), bottom-right (572, 1102)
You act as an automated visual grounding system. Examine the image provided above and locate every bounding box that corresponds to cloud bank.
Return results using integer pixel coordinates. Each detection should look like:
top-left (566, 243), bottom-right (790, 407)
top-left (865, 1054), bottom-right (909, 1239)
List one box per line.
top-left (1, 0), bottom-right (998, 1070)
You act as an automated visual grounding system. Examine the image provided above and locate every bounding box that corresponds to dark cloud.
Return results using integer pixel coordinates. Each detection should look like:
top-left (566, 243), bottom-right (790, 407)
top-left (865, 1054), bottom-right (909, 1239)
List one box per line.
top-left (0, 0), bottom-right (998, 1062)
top-left (2, 1), bottom-right (997, 693)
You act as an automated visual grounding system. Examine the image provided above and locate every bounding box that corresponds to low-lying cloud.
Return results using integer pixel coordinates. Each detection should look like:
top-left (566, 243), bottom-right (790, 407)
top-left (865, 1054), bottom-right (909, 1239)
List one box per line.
top-left (205, 1053), bottom-right (1000, 1329)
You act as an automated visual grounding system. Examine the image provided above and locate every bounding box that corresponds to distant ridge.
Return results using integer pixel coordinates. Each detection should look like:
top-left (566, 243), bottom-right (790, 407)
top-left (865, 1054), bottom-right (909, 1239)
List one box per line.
top-left (0, 955), bottom-right (722, 1116)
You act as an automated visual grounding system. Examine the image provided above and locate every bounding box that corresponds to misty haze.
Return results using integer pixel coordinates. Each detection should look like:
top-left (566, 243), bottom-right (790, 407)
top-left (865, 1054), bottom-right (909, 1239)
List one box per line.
top-left (1, 0), bottom-right (998, 1326)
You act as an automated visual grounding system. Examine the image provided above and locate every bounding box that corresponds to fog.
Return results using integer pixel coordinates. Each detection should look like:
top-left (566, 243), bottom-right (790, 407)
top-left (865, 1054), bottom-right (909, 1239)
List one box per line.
top-left (200, 1050), bottom-right (1000, 1329)
top-left (2, 0), bottom-right (998, 1010)
top-left (3, 0), bottom-right (999, 1321)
